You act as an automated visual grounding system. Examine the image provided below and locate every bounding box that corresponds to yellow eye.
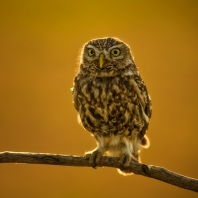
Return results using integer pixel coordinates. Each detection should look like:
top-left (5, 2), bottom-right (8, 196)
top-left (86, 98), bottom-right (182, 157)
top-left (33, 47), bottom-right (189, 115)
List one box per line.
top-left (111, 48), bottom-right (121, 57)
top-left (87, 48), bottom-right (95, 57)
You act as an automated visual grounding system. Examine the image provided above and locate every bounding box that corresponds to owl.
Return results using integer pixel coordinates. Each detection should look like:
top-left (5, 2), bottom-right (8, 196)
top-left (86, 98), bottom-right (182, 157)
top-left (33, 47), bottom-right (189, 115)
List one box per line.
top-left (72, 37), bottom-right (152, 175)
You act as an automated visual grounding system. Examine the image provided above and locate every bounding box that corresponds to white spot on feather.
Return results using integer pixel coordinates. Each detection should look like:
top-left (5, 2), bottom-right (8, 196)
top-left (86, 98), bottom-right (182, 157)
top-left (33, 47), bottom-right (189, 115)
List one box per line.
top-left (124, 70), bottom-right (133, 76)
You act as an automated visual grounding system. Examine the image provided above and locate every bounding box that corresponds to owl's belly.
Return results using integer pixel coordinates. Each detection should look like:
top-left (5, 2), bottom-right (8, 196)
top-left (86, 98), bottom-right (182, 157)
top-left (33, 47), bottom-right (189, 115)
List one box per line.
top-left (78, 77), bottom-right (144, 135)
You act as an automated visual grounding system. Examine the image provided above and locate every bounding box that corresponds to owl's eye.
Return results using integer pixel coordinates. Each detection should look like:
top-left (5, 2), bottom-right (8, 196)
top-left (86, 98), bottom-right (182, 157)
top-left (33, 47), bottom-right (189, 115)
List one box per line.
top-left (87, 48), bottom-right (95, 57)
top-left (111, 48), bottom-right (121, 57)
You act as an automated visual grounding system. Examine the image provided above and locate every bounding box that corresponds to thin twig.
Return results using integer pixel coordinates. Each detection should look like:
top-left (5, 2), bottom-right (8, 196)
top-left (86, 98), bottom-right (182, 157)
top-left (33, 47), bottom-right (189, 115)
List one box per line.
top-left (0, 151), bottom-right (197, 192)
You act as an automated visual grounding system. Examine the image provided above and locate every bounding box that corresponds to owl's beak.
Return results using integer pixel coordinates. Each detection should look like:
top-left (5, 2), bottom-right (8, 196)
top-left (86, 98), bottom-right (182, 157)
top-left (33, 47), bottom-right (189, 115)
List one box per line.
top-left (99, 53), bottom-right (105, 68)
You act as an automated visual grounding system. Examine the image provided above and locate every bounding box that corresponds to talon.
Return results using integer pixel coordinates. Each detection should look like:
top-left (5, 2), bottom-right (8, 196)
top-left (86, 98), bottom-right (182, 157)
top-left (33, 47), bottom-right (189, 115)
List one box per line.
top-left (95, 152), bottom-right (102, 164)
top-left (85, 150), bottom-right (103, 169)
top-left (119, 154), bottom-right (126, 170)
top-left (119, 153), bottom-right (132, 170)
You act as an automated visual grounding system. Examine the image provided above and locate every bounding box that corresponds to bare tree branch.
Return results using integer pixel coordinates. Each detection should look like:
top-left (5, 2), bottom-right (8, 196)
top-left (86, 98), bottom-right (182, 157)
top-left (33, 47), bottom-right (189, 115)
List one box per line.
top-left (0, 151), bottom-right (197, 192)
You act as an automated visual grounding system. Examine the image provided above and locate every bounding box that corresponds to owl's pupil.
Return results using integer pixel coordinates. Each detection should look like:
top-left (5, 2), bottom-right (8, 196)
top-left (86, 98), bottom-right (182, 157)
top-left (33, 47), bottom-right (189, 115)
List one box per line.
top-left (114, 51), bottom-right (117, 54)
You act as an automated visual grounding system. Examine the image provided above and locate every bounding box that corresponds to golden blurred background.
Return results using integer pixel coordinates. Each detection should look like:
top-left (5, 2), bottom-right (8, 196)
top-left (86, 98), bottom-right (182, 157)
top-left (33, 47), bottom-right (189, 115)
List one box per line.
top-left (0, 0), bottom-right (198, 197)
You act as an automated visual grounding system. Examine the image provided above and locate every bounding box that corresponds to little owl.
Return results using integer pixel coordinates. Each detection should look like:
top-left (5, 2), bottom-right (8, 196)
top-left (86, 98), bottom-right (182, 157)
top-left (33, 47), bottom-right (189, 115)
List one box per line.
top-left (72, 37), bottom-right (152, 175)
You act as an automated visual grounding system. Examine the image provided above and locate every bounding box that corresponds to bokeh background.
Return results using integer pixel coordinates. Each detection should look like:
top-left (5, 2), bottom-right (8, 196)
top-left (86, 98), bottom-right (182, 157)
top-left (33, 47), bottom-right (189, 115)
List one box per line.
top-left (0, 0), bottom-right (198, 197)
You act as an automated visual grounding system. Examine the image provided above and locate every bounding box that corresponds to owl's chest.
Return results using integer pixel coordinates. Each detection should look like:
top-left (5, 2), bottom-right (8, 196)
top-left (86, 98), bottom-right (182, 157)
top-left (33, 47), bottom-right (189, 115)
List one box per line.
top-left (78, 76), bottom-right (135, 110)
top-left (76, 75), bottom-right (140, 134)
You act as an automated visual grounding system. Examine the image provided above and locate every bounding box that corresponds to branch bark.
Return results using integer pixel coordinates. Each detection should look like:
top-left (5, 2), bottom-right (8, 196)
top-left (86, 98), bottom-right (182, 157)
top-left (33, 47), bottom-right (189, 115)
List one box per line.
top-left (0, 151), bottom-right (197, 192)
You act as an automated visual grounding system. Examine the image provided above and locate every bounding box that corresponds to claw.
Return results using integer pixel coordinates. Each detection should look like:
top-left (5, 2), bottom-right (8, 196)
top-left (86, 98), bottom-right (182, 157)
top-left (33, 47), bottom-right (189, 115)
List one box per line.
top-left (119, 153), bottom-right (132, 170)
top-left (85, 150), bottom-right (103, 169)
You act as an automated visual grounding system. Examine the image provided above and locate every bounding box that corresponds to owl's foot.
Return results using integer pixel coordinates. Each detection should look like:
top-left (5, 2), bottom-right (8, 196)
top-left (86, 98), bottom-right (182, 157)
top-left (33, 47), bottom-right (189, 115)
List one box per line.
top-left (85, 150), bottom-right (103, 169)
top-left (119, 153), bottom-right (132, 170)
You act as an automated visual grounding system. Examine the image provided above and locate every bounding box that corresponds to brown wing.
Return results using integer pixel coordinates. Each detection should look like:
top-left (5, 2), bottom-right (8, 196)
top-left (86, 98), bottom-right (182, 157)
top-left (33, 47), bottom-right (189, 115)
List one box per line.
top-left (71, 85), bottom-right (80, 112)
top-left (131, 70), bottom-right (152, 139)
top-left (132, 68), bottom-right (152, 119)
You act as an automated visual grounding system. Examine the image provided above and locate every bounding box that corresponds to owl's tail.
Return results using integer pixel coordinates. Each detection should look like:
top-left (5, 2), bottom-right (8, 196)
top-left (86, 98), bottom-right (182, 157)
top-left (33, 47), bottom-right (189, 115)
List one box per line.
top-left (141, 134), bottom-right (150, 148)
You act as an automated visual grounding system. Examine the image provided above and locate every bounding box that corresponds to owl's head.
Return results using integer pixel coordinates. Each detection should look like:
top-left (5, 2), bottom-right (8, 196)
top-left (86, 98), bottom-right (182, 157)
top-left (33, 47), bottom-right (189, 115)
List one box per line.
top-left (79, 37), bottom-right (135, 77)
